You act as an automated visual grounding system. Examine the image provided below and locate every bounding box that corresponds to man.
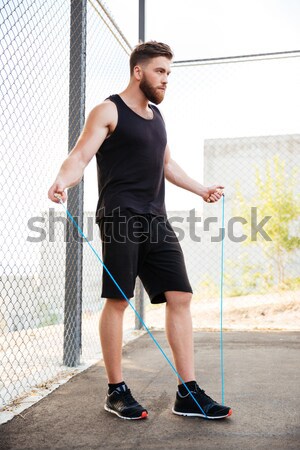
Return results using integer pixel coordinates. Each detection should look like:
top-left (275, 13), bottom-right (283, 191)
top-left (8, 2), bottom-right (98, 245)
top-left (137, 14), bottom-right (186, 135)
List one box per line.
top-left (48, 41), bottom-right (232, 421)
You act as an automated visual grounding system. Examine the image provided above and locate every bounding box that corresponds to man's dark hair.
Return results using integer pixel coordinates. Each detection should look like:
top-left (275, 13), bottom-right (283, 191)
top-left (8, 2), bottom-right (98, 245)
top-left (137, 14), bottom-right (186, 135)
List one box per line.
top-left (130, 41), bottom-right (173, 75)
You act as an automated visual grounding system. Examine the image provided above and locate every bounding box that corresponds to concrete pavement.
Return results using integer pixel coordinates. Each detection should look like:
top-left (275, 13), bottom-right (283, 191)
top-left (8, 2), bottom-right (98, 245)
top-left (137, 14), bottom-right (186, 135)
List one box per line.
top-left (0, 331), bottom-right (299, 450)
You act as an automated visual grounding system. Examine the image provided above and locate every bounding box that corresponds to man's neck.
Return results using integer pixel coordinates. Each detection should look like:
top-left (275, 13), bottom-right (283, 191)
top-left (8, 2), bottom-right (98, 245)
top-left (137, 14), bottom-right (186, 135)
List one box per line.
top-left (119, 84), bottom-right (149, 111)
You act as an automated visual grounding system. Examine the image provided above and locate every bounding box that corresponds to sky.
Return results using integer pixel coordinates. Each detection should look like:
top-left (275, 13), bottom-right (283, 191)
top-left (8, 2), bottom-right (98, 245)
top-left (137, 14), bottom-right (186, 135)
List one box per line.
top-left (104, 0), bottom-right (300, 58)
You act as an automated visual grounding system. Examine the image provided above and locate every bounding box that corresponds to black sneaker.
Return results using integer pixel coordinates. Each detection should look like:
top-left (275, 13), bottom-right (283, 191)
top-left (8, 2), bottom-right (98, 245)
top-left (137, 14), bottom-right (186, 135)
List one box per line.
top-left (104, 384), bottom-right (148, 420)
top-left (172, 383), bottom-right (232, 419)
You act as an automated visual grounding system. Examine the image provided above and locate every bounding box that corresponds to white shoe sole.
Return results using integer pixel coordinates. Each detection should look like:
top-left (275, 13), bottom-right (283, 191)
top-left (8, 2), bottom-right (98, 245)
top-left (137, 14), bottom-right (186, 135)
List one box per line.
top-left (104, 404), bottom-right (148, 420)
top-left (172, 407), bottom-right (232, 420)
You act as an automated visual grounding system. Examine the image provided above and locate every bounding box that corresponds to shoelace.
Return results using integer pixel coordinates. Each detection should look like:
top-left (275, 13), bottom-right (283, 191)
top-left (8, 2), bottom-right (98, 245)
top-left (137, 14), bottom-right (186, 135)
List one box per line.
top-left (119, 389), bottom-right (137, 406)
top-left (192, 386), bottom-right (214, 403)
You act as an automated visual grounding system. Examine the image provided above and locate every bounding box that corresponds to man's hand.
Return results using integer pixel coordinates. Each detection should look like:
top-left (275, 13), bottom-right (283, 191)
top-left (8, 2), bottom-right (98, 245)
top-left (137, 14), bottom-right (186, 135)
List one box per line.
top-left (48, 182), bottom-right (68, 203)
top-left (203, 185), bottom-right (224, 203)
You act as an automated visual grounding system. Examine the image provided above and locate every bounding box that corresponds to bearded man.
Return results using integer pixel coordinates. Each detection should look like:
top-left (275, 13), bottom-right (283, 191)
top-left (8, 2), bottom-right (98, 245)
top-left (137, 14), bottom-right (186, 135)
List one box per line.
top-left (48, 41), bottom-right (231, 421)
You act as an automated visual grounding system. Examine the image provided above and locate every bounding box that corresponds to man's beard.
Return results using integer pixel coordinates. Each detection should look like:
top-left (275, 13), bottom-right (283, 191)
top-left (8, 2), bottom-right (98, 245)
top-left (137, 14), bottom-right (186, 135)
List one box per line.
top-left (139, 76), bottom-right (165, 105)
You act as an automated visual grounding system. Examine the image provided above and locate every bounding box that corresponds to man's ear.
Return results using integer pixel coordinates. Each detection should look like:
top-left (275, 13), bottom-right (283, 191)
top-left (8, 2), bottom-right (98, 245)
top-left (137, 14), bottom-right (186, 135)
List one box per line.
top-left (133, 65), bottom-right (142, 81)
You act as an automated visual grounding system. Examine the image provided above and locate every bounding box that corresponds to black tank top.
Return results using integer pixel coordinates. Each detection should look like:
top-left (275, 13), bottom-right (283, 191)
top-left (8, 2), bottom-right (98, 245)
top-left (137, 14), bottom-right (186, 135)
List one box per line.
top-left (95, 94), bottom-right (167, 221)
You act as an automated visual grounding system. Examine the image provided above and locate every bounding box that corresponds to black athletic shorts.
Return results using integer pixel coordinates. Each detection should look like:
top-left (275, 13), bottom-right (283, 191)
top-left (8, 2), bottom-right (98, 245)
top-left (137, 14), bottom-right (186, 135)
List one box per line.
top-left (98, 210), bottom-right (192, 304)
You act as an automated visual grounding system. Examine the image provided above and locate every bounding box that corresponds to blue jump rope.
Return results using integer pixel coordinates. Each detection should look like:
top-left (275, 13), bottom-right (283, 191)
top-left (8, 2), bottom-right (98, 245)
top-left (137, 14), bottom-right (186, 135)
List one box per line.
top-left (55, 193), bottom-right (226, 417)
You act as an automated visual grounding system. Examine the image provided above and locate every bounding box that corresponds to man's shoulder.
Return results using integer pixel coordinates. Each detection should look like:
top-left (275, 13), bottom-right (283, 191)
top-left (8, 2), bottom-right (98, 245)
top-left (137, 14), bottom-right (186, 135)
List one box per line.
top-left (94, 97), bottom-right (117, 111)
top-left (89, 98), bottom-right (118, 124)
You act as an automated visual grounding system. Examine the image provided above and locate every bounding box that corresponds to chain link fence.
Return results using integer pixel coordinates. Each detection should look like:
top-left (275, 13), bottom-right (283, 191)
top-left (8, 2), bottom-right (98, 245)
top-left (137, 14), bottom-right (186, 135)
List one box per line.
top-left (1, 0), bottom-right (300, 413)
top-left (0, 0), bottom-right (135, 410)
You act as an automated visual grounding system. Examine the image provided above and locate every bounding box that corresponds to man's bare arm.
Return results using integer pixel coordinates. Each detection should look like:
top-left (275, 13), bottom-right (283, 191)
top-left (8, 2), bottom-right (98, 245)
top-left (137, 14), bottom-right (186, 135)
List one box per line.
top-left (48, 101), bottom-right (117, 203)
top-left (164, 144), bottom-right (224, 203)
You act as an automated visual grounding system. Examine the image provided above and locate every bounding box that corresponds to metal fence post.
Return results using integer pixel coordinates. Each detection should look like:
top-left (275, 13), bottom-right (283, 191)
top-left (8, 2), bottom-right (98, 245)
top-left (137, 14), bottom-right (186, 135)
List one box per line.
top-left (135, 0), bottom-right (146, 330)
top-left (63, 0), bottom-right (87, 366)
top-left (139, 0), bottom-right (145, 42)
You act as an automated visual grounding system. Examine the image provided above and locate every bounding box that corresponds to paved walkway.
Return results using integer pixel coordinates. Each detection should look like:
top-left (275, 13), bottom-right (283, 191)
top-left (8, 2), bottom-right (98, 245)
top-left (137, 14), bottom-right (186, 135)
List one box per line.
top-left (0, 331), bottom-right (299, 450)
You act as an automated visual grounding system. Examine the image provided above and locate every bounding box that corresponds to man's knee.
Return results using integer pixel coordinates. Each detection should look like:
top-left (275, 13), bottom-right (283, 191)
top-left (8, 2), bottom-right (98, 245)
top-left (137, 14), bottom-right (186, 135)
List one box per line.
top-left (105, 298), bottom-right (129, 312)
top-left (165, 291), bottom-right (192, 308)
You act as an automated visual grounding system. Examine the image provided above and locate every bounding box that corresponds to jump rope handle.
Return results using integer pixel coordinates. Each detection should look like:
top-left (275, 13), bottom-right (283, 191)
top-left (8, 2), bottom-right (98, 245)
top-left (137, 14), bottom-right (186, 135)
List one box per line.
top-left (207, 188), bottom-right (224, 203)
top-left (54, 193), bottom-right (63, 202)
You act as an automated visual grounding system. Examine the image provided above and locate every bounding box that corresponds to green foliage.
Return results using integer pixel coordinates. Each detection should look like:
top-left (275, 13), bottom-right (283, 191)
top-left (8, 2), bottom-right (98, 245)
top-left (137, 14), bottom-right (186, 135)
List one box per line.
top-left (38, 303), bottom-right (61, 327)
top-left (224, 253), bottom-right (274, 297)
top-left (194, 274), bottom-right (219, 301)
top-left (233, 154), bottom-right (300, 286)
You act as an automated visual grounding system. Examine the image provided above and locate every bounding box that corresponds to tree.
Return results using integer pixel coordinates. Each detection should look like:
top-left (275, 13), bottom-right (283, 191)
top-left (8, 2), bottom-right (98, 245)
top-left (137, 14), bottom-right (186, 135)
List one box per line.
top-left (234, 154), bottom-right (300, 286)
